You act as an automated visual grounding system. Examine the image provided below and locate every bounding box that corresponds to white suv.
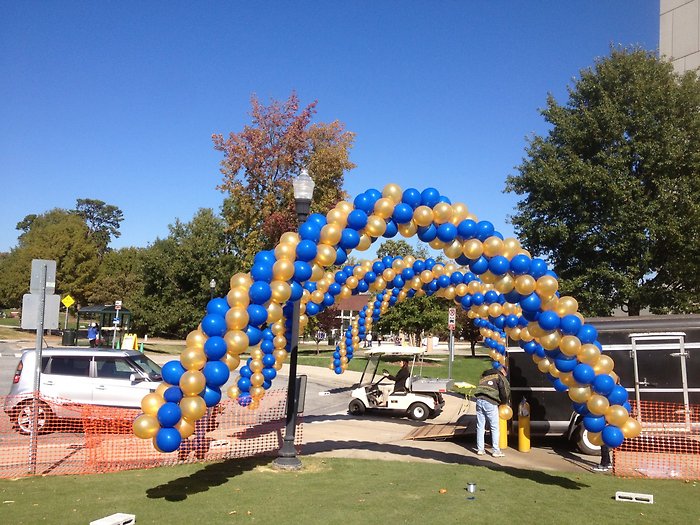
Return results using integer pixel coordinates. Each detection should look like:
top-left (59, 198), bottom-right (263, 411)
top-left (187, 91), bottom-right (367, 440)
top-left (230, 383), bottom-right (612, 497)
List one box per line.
top-left (4, 347), bottom-right (162, 434)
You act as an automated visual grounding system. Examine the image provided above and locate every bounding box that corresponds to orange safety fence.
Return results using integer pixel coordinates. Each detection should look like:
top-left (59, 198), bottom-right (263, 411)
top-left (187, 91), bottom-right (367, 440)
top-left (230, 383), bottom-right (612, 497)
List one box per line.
top-left (614, 400), bottom-right (700, 479)
top-left (0, 390), bottom-right (302, 479)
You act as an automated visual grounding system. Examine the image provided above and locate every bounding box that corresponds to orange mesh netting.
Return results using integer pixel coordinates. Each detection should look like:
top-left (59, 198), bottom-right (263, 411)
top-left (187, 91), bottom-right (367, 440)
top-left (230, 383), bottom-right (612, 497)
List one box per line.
top-left (0, 390), bottom-right (301, 478)
top-left (613, 400), bottom-right (700, 479)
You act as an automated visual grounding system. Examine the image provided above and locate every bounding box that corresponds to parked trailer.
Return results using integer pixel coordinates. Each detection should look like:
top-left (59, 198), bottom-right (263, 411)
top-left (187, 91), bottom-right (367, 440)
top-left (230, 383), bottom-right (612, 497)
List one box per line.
top-left (508, 315), bottom-right (700, 454)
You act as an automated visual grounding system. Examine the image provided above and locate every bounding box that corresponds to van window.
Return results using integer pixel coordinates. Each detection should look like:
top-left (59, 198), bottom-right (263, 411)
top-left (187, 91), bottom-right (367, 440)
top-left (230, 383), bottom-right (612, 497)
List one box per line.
top-left (95, 357), bottom-right (136, 379)
top-left (47, 356), bottom-right (91, 376)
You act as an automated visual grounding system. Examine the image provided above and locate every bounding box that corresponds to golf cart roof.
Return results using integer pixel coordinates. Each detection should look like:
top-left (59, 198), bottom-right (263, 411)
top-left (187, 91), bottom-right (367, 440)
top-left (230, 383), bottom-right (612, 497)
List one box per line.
top-left (363, 345), bottom-right (425, 356)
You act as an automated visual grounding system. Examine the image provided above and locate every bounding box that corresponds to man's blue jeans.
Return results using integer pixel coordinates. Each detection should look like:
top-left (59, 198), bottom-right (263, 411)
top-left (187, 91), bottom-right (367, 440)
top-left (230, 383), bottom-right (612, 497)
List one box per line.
top-left (476, 398), bottom-right (500, 454)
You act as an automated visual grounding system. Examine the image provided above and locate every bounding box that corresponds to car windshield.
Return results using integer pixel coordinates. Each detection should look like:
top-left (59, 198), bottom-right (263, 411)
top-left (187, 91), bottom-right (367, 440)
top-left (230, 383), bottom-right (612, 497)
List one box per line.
top-left (129, 355), bottom-right (162, 379)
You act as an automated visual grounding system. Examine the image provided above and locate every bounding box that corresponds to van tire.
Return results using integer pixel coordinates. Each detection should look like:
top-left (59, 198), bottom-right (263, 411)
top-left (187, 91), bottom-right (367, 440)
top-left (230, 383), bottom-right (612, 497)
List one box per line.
top-left (13, 400), bottom-right (54, 435)
top-left (348, 399), bottom-right (366, 416)
top-left (573, 424), bottom-right (601, 456)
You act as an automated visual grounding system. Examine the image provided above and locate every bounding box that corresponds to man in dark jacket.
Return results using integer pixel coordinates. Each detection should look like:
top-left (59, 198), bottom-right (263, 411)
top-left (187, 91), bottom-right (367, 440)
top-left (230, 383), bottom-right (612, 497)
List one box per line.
top-left (474, 364), bottom-right (510, 457)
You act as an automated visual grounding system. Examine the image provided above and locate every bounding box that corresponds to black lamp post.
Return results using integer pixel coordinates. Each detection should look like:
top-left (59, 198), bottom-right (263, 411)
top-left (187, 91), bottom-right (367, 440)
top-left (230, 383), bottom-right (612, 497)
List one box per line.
top-left (209, 279), bottom-right (216, 300)
top-left (274, 168), bottom-right (315, 470)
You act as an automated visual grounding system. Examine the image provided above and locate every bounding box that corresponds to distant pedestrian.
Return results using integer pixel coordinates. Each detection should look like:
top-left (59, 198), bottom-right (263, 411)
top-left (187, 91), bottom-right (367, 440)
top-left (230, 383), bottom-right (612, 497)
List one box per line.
top-left (88, 323), bottom-right (98, 348)
top-left (377, 334), bottom-right (383, 346)
top-left (366, 333), bottom-right (372, 347)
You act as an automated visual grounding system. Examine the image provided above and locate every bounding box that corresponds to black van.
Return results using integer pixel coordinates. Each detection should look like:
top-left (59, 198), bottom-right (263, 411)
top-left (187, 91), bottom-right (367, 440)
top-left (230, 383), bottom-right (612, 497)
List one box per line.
top-left (508, 315), bottom-right (700, 454)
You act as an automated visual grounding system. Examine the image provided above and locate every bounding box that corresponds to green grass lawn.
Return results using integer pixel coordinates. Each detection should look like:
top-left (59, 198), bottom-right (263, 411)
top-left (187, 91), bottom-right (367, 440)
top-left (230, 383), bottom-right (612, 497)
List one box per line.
top-left (0, 457), bottom-right (694, 524)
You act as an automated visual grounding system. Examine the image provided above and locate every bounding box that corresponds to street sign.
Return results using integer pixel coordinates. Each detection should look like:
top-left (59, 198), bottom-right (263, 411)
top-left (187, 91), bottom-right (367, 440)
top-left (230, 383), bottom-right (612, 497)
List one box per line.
top-left (115, 300), bottom-right (122, 311)
top-left (61, 294), bottom-right (75, 308)
top-left (448, 307), bottom-right (456, 331)
top-left (29, 259), bottom-right (56, 294)
top-left (21, 294), bottom-right (60, 329)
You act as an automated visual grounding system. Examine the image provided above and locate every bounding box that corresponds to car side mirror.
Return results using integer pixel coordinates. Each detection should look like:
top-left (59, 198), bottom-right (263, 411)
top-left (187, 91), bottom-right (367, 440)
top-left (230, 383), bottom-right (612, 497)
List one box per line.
top-left (130, 373), bottom-right (145, 383)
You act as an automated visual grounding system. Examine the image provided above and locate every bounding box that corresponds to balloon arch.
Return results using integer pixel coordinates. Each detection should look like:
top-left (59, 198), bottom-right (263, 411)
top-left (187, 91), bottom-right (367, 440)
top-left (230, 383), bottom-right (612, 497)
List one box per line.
top-left (133, 184), bottom-right (641, 453)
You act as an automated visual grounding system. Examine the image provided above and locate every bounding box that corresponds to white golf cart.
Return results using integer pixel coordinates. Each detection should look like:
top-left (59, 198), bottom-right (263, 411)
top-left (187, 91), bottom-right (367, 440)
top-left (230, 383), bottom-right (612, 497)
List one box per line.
top-left (348, 347), bottom-right (454, 421)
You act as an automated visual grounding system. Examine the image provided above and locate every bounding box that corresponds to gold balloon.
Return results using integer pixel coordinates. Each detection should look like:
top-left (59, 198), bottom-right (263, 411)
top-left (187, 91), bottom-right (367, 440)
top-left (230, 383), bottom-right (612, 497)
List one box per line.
top-left (373, 197), bottom-right (395, 219)
top-left (175, 417), bottom-right (195, 439)
top-left (559, 371), bottom-right (578, 387)
top-left (444, 286), bottom-right (456, 300)
top-left (222, 352), bottom-right (241, 371)
top-left (224, 330), bottom-right (249, 355)
top-left (429, 238), bottom-right (445, 250)
top-left (311, 290), bottom-right (324, 304)
top-left (227, 385), bottom-right (240, 399)
top-left (180, 347), bottom-right (207, 371)
top-left (180, 370), bottom-right (206, 396)
top-left (273, 335), bottom-right (287, 349)
top-left (274, 242), bottom-right (296, 261)
top-left (536, 275), bottom-right (559, 300)
top-left (272, 259), bottom-right (295, 281)
top-left (180, 395), bottom-right (207, 421)
top-left (382, 183), bottom-right (403, 203)
top-left (250, 372), bottom-right (265, 387)
top-left (462, 239), bottom-right (483, 259)
top-left (588, 431), bottom-right (604, 446)
top-left (578, 343), bottom-right (601, 366)
top-left (279, 231), bottom-right (300, 245)
top-left (365, 215), bottom-right (387, 237)
top-left (494, 274), bottom-right (515, 294)
top-left (621, 417), bottom-right (642, 439)
top-left (346, 276), bottom-right (359, 289)
top-left (539, 330), bottom-right (562, 351)
top-left (456, 283), bottom-right (469, 297)
top-left (315, 243), bottom-right (337, 266)
top-left (541, 296), bottom-right (559, 312)
top-left (502, 237), bottom-right (521, 259)
top-left (227, 287), bottom-right (250, 309)
top-left (250, 386), bottom-right (265, 399)
top-left (391, 258), bottom-right (406, 271)
top-left (155, 382), bottom-right (169, 397)
top-left (266, 302), bottom-right (283, 324)
top-left (559, 335), bottom-right (581, 357)
top-left (382, 268), bottom-right (396, 282)
top-left (605, 405), bottom-right (629, 427)
top-left (556, 296), bottom-right (579, 316)
top-left (482, 236), bottom-right (504, 258)
top-left (274, 348), bottom-right (288, 362)
top-left (537, 357), bottom-right (552, 373)
top-left (357, 234), bottom-right (372, 251)
top-left (337, 200), bottom-right (354, 214)
top-left (450, 202), bottom-right (469, 225)
top-left (185, 330), bottom-right (207, 350)
top-left (225, 307), bottom-right (249, 331)
top-left (432, 202), bottom-right (453, 224)
top-left (133, 414), bottom-right (160, 439)
top-left (320, 223), bottom-right (342, 245)
top-left (498, 404), bottom-right (513, 420)
top-left (141, 393), bottom-right (165, 416)
top-left (326, 208), bottom-right (348, 227)
top-left (587, 394), bottom-right (610, 416)
top-left (420, 270), bottom-right (434, 283)
top-left (443, 240), bottom-right (463, 259)
top-left (311, 263), bottom-right (324, 281)
top-left (398, 221), bottom-right (418, 237)
top-left (488, 303), bottom-right (503, 318)
top-left (230, 272), bottom-right (253, 289)
top-left (514, 275), bottom-right (536, 295)
top-left (271, 320), bottom-right (286, 335)
top-left (413, 205), bottom-right (434, 227)
top-left (568, 385), bottom-right (592, 403)
top-left (593, 355), bottom-right (614, 375)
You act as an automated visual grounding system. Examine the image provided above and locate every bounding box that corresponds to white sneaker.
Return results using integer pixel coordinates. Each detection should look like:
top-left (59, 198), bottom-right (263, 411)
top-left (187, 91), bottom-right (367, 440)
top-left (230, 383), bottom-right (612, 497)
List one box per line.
top-left (476, 450), bottom-right (485, 456)
top-left (492, 451), bottom-right (505, 458)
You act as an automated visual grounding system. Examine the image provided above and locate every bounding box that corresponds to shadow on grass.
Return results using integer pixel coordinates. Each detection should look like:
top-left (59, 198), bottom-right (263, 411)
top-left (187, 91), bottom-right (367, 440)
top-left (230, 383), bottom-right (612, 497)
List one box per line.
top-left (302, 438), bottom-right (588, 490)
top-left (146, 457), bottom-right (271, 502)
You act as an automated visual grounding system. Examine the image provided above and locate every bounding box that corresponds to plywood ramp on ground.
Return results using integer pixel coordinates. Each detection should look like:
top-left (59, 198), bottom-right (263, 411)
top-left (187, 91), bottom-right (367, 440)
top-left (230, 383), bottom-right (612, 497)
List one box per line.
top-left (404, 423), bottom-right (470, 441)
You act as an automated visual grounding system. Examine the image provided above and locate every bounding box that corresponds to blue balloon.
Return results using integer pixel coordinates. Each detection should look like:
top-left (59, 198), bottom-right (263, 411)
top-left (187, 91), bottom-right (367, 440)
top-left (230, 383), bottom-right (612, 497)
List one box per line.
top-left (437, 274), bottom-right (451, 288)
top-left (450, 271), bottom-right (463, 284)
top-left (157, 402), bottom-right (181, 428)
top-left (201, 385), bottom-right (222, 407)
top-left (577, 324), bottom-right (598, 344)
top-left (340, 228), bottom-right (361, 249)
top-left (383, 220), bottom-right (398, 238)
top-left (413, 259), bottom-right (425, 272)
top-left (401, 267), bottom-right (415, 281)
top-left (254, 250), bottom-right (275, 265)
top-left (509, 254), bottom-right (531, 275)
top-left (306, 213), bottom-right (327, 228)
top-left (417, 224), bottom-right (437, 242)
top-left (420, 187), bottom-right (440, 207)
top-left (249, 282), bottom-right (272, 304)
top-left (529, 258), bottom-right (548, 279)
top-left (299, 221), bottom-right (321, 243)
top-left (206, 297), bottom-right (229, 316)
top-left (245, 325), bottom-right (262, 346)
top-left (204, 336), bottom-right (227, 360)
top-left (475, 220), bottom-right (494, 240)
top-left (347, 209), bottom-right (368, 230)
top-left (554, 356), bottom-right (578, 372)
top-left (163, 387), bottom-right (183, 404)
top-left (201, 314), bottom-right (227, 337)
top-left (592, 374), bottom-right (615, 396)
top-left (402, 188), bottom-right (422, 208)
top-left (306, 302), bottom-right (320, 316)
top-left (293, 261), bottom-right (312, 282)
top-left (538, 311), bottom-right (561, 331)
top-left (471, 293), bottom-right (484, 306)
top-left (392, 203), bottom-right (414, 223)
top-left (290, 281), bottom-right (303, 301)
top-left (457, 219), bottom-right (477, 239)
top-left (161, 360), bottom-right (186, 385)
top-left (247, 304), bottom-right (268, 327)
top-left (203, 360), bottom-right (230, 387)
top-left (262, 354), bottom-right (276, 367)
top-left (262, 367), bottom-right (277, 381)
top-left (488, 255), bottom-right (510, 275)
top-left (572, 402), bottom-right (590, 415)
top-left (573, 363), bottom-right (595, 384)
top-left (251, 262), bottom-right (273, 283)
top-left (607, 385), bottom-right (629, 406)
top-left (436, 223), bottom-right (457, 242)
top-left (583, 415), bottom-right (607, 433)
top-left (155, 427), bottom-right (182, 452)
top-left (237, 393), bottom-right (252, 406)
top-left (237, 376), bottom-right (251, 392)
top-left (366, 188), bottom-right (382, 202)
top-left (560, 314), bottom-right (583, 335)
top-left (295, 240), bottom-right (318, 262)
top-left (469, 256), bottom-right (489, 275)
top-left (602, 425), bottom-right (624, 448)
top-left (353, 192), bottom-right (374, 213)
top-left (552, 378), bottom-right (569, 392)
top-left (520, 292), bottom-right (542, 312)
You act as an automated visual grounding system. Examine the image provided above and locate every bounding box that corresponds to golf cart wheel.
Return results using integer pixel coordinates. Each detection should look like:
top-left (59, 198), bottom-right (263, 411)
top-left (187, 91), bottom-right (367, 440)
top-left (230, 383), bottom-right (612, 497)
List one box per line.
top-left (408, 402), bottom-right (430, 422)
top-left (573, 424), bottom-right (601, 456)
top-left (348, 399), bottom-right (366, 416)
top-left (13, 400), bottom-right (54, 435)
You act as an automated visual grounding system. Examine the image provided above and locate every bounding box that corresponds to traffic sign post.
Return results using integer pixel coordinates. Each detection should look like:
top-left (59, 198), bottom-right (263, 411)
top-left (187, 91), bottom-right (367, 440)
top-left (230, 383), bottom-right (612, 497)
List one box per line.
top-left (61, 294), bottom-right (75, 330)
top-left (112, 301), bottom-right (122, 349)
top-left (448, 308), bottom-right (456, 379)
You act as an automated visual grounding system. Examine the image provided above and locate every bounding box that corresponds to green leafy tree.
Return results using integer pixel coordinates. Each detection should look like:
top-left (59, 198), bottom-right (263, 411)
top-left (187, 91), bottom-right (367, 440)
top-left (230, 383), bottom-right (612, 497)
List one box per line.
top-left (376, 294), bottom-right (446, 346)
top-left (88, 247), bottom-right (146, 307)
top-left (506, 48), bottom-right (700, 316)
top-left (0, 209), bottom-right (100, 306)
top-left (376, 239), bottom-right (429, 260)
top-left (213, 92), bottom-right (355, 265)
top-left (455, 308), bottom-right (481, 357)
top-left (134, 209), bottom-right (240, 337)
top-left (304, 307), bottom-right (339, 354)
top-left (73, 199), bottom-right (124, 256)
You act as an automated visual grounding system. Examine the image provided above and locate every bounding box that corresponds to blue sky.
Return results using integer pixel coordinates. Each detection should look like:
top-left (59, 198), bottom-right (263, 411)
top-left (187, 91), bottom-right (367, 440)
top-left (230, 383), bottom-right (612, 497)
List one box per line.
top-left (1, 2), bottom-right (659, 255)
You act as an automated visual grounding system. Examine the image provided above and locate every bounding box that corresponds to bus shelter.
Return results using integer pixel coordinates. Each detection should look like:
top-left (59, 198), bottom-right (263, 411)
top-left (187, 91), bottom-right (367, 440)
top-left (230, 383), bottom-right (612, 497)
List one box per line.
top-left (75, 304), bottom-right (132, 347)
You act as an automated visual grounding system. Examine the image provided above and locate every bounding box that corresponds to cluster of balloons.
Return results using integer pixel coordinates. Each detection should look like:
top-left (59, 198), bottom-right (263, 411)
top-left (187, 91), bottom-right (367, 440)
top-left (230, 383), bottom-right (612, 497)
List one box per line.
top-left (134, 183), bottom-right (640, 452)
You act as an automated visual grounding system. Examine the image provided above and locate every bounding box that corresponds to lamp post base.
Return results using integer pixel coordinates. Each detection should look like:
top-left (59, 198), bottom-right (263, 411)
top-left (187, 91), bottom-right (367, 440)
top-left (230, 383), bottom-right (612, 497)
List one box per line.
top-left (272, 454), bottom-right (302, 470)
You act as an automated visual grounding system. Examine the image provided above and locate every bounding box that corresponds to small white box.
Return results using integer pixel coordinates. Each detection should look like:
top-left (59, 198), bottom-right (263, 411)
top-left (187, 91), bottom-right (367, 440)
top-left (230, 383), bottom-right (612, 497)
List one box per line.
top-left (615, 491), bottom-right (654, 504)
top-left (90, 512), bottom-right (136, 525)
